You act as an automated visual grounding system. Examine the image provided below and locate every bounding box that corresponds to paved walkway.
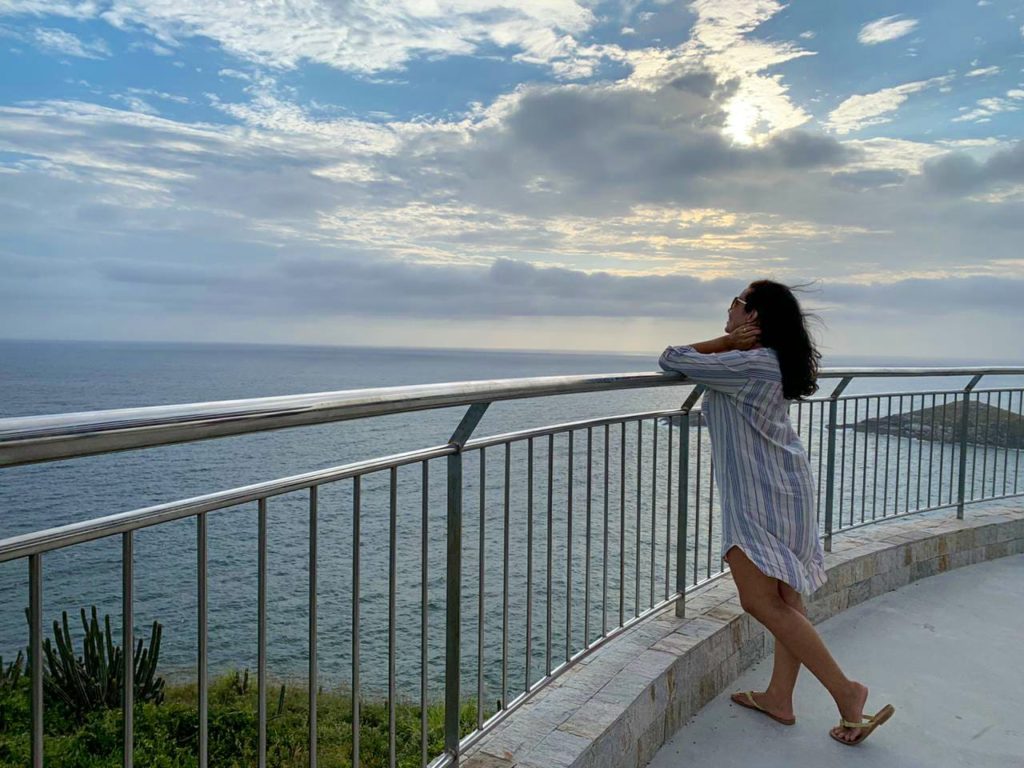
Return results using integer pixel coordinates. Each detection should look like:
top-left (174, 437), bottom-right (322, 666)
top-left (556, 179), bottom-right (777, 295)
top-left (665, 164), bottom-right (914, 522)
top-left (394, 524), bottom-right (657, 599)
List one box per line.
top-left (647, 554), bottom-right (1024, 768)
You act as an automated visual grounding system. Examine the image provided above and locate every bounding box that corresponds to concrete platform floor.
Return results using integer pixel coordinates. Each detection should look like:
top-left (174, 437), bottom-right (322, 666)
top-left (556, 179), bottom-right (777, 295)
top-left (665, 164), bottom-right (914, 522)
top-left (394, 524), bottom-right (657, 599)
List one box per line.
top-left (647, 554), bottom-right (1024, 768)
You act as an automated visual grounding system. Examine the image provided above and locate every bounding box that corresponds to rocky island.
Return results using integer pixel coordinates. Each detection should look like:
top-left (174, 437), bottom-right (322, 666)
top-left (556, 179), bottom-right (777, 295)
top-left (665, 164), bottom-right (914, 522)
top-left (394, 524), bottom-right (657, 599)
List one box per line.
top-left (853, 398), bottom-right (1024, 449)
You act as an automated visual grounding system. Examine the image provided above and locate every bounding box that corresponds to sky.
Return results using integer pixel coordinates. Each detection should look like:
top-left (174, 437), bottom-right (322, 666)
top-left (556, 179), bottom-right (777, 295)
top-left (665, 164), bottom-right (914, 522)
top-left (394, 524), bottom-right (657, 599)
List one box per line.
top-left (1, 0), bottom-right (1023, 360)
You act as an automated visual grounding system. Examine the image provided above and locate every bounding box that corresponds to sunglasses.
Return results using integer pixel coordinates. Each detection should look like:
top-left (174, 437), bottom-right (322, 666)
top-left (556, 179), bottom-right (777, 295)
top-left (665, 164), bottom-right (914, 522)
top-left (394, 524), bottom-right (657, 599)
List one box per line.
top-left (730, 296), bottom-right (748, 310)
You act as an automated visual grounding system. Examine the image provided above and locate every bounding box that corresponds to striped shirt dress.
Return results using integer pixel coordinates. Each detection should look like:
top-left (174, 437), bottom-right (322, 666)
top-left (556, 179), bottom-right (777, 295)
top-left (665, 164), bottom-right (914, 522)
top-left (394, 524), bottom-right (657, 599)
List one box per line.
top-left (659, 345), bottom-right (827, 595)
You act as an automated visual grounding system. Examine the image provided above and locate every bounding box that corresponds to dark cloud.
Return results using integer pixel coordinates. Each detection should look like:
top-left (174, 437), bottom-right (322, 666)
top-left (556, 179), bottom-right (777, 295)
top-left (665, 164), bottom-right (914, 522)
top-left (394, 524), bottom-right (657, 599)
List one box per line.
top-left (396, 72), bottom-right (853, 216)
top-left (922, 141), bottom-right (1024, 194)
top-left (57, 253), bottom-right (1022, 322)
top-left (828, 169), bottom-right (906, 191)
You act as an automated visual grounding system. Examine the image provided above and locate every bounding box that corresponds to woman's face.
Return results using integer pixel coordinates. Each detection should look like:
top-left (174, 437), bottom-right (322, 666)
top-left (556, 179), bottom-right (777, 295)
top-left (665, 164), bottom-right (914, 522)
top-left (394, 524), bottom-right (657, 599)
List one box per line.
top-left (725, 285), bottom-right (756, 334)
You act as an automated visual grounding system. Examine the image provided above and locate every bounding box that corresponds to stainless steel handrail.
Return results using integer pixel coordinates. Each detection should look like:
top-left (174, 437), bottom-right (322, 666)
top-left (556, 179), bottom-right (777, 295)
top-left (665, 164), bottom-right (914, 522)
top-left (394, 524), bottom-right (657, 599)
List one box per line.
top-left (3, 367), bottom-right (1022, 467)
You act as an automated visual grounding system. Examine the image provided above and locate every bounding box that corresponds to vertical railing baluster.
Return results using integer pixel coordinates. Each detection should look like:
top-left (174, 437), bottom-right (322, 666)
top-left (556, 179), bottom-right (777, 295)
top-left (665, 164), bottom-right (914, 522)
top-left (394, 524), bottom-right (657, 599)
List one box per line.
top-left (1003, 393), bottom-right (1011, 495)
top-left (619, 422), bottom-right (625, 628)
top-left (256, 499), bottom-right (268, 768)
top-left (1014, 391), bottom-right (1022, 495)
top-left (446, 453), bottom-right (463, 756)
top-left (938, 394), bottom-right (947, 507)
top-left (444, 402), bottom-right (487, 760)
top-left (478, 450), bottom-right (485, 730)
top-left (957, 376), bottom-right (983, 517)
top-left (872, 398), bottom-right (880, 521)
top-left (389, 467), bottom-right (398, 768)
top-left (883, 395), bottom-right (892, 517)
top-left (446, 443), bottom-right (463, 757)
top-left (676, 385), bottom-right (703, 616)
top-left (603, 424), bottom-right (609, 637)
top-left (501, 447), bottom-right (509, 712)
top-left (676, 411), bottom-right (689, 616)
top-left (894, 395), bottom-right (904, 515)
top-left (946, 393), bottom-right (954, 507)
top-left (817, 400), bottom-right (825, 526)
top-left (526, 438), bottom-right (533, 693)
top-left (353, 476), bottom-right (361, 768)
top-left (566, 432), bottom-right (573, 662)
top-left (982, 392), bottom-right (992, 497)
top-left (309, 487), bottom-right (318, 768)
top-left (991, 392), bottom-right (1002, 497)
top-left (650, 419), bottom-right (658, 608)
top-left (197, 513), bottom-right (208, 768)
top-left (257, 499), bottom-right (267, 768)
top-left (665, 418), bottom-right (673, 601)
top-left (546, 434), bottom-right (553, 676)
top-left (839, 398), bottom-right (848, 528)
top-left (123, 530), bottom-right (134, 768)
top-left (422, 462), bottom-right (429, 768)
top-left (824, 378), bottom-right (851, 550)
top-left (909, 397), bottom-right (917, 518)
top-left (635, 420), bottom-right (642, 616)
top-left (971, 390), bottom-right (982, 500)
top-left (861, 398), bottom-right (869, 523)
top-left (585, 428), bottom-right (592, 647)
top-left (694, 417), bottom-right (701, 583)
top-left (29, 554), bottom-right (43, 768)
top-left (706, 455), bottom-right (714, 579)
top-left (928, 394), bottom-right (937, 508)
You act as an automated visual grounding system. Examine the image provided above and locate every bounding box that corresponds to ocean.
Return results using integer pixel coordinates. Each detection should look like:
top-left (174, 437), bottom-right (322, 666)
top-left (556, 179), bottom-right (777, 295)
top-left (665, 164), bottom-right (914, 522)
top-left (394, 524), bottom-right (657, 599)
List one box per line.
top-left (1, 339), bottom-right (1020, 702)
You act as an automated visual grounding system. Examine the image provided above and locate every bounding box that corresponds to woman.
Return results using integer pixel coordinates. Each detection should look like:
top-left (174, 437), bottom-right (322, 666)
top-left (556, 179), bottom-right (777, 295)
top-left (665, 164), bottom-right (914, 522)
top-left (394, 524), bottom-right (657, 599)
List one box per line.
top-left (658, 280), bottom-right (894, 746)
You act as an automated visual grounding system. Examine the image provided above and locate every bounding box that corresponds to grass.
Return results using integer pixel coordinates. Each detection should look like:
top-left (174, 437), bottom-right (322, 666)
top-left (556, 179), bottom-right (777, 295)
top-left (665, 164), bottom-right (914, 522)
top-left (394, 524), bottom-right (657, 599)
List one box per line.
top-left (0, 670), bottom-right (496, 767)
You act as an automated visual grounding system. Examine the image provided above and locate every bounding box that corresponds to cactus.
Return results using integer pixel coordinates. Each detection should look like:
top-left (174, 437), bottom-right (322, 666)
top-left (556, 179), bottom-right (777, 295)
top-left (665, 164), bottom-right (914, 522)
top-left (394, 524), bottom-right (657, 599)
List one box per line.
top-left (0, 651), bottom-right (26, 732)
top-left (0, 652), bottom-right (24, 690)
top-left (29, 606), bottom-right (164, 722)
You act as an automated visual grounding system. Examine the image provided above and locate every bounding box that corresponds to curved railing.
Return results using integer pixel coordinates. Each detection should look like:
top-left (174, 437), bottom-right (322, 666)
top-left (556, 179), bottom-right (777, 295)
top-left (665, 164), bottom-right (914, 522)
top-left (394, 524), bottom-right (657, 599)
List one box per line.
top-left (2, 365), bottom-right (1022, 767)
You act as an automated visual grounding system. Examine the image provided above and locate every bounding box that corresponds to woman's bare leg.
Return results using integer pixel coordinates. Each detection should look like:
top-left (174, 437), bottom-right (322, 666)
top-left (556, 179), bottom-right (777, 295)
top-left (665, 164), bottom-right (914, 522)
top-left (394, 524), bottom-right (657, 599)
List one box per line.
top-left (726, 546), bottom-right (869, 742)
top-left (743, 581), bottom-right (804, 720)
top-left (766, 582), bottom-right (804, 702)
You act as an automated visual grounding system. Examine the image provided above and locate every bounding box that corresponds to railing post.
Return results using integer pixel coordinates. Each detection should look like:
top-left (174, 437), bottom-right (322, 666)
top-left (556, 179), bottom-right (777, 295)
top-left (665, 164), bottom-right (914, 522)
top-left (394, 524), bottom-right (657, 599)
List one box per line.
top-left (675, 386), bottom-right (704, 618)
top-left (824, 378), bottom-right (852, 552)
top-left (956, 375), bottom-right (983, 519)
top-left (444, 403), bottom-right (489, 762)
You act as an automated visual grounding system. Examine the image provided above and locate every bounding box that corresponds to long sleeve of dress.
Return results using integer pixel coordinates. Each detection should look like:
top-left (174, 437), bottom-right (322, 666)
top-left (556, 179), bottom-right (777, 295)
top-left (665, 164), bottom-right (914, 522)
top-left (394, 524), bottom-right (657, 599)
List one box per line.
top-left (658, 344), bottom-right (760, 397)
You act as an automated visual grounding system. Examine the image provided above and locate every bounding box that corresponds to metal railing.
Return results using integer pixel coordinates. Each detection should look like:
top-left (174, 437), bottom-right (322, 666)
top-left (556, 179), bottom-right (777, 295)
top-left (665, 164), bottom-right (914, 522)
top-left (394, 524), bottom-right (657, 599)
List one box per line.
top-left (1, 365), bottom-right (1022, 767)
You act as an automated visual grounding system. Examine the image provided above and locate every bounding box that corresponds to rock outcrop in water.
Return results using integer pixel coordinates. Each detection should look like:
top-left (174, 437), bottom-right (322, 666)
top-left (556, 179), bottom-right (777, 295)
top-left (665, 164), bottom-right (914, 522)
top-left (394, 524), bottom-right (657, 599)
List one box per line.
top-left (854, 398), bottom-right (1024, 449)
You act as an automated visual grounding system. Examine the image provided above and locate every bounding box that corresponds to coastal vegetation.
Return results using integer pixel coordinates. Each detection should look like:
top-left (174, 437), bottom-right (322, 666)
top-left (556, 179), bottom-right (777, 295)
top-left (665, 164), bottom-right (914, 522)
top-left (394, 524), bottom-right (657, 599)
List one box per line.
top-left (0, 608), bottom-right (488, 767)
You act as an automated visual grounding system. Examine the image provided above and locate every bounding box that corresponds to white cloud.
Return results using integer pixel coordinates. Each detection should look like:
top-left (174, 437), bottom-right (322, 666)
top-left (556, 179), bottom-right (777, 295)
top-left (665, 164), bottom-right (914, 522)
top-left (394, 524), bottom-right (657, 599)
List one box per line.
top-left (799, 30), bottom-right (815, 40)
top-left (32, 26), bottom-right (109, 58)
top-left (0, 1), bottom-right (96, 19)
top-left (669, 0), bottom-right (816, 144)
top-left (965, 65), bottom-right (1000, 77)
top-left (6, 0), bottom-right (606, 78)
top-left (952, 92), bottom-right (1024, 122)
top-left (857, 15), bottom-right (919, 45)
top-left (110, 94), bottom-right (158, 114)
top-left (826, 76), bottom-right (951, 135)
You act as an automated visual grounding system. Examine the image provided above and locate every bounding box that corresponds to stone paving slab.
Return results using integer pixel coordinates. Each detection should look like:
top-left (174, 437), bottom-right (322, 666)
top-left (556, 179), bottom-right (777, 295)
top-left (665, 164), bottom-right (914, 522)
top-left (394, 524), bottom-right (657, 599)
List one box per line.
top-left (647, 554), bottom-right (1024, 768)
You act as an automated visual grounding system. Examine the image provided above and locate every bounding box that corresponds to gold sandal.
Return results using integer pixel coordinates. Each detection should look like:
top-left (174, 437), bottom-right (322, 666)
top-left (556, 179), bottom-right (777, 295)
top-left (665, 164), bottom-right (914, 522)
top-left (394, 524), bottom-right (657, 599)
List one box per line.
top-left (730, 691), bottom-right (796, 726)
top-left (829, 704), bottom-right (895, 746)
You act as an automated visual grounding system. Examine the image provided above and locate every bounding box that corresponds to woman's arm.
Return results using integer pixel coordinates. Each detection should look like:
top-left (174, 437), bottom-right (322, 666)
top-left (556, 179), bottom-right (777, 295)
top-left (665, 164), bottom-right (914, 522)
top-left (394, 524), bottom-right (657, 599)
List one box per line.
top-left (690, 324), bottom-right (761, 353)
top-left (658, 324), bottom-right (763, 396)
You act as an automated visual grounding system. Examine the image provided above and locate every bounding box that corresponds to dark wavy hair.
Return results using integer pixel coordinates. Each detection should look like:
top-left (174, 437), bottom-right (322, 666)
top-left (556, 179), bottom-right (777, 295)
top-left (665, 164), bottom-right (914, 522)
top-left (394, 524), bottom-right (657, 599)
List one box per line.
top-left (744, 280), bottom-right (821, 400)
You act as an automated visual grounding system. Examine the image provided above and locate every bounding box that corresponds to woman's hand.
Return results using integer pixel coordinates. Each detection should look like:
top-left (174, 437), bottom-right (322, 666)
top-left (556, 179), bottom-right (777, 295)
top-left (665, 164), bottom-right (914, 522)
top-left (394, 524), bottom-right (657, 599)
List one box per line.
top-left (727, 322), bottom-right (761, 350)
